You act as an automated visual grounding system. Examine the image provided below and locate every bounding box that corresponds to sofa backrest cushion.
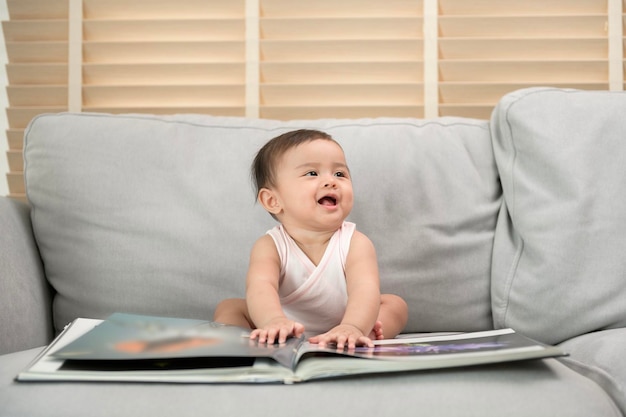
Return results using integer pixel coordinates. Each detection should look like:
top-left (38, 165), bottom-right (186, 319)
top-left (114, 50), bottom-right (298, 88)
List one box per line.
top-left (491, 87), bottom-right (626, 344)
top-left (24, 113), bottom-right (500, 334)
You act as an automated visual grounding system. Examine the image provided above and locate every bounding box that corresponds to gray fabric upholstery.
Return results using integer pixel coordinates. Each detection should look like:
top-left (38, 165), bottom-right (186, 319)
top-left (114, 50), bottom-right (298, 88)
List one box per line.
top-left (23, 114), bottom-right (499, 334)
top-left (0, 347), bottom-right (621, 417)
top-left (1, 88), bottom-right (625, 416)
top-left (491, 87), bottom-right (626, 344)
top-left (0, 197), bottom-right (52, 354)
top-left (559, 328), bottom-right (626, 415)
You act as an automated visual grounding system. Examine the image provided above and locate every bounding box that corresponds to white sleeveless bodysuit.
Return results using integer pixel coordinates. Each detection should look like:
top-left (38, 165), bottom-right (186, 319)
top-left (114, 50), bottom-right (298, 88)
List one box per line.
top-left (266, 221), bottom-right (355, 335)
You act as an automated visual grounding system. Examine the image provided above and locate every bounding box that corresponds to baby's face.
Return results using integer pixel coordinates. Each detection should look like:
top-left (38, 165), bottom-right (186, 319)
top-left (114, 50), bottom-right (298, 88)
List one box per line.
top-left (271, 139), bottom-right (353, 231)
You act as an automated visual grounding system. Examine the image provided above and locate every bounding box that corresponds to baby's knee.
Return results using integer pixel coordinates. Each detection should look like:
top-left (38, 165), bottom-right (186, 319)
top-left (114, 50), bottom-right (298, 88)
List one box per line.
top-left (382, 293), bottom-right (407, 310)
top-left (381, 294), bottom-right (409, 320)
top-left (214, 298), bottom-right (246, 316)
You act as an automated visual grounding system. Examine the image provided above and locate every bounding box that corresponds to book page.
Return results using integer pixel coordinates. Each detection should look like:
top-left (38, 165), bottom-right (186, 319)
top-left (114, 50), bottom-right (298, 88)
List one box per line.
top-left (52, 313), bottom-right (303, 369)
top-left (18, 318), bottom-right (294, 384)
top-left (17, 318), bottom-right (102, 381)
top-left (293, 329), bottom-right (566, 381)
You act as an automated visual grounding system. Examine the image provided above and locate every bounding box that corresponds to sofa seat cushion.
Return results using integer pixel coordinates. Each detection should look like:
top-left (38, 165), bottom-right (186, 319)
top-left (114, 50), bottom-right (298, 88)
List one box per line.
top-left (491, 88), bottom-right (626, 344)
top-left (559, 328), bottom-right (626, 416)
top-left (0, 347), bottom-right (621, 417)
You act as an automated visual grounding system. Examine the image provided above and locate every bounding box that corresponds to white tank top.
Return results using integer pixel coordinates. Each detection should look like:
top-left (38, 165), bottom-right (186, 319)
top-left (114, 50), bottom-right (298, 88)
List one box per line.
top-left (266, 221), bottom-right (355, 335)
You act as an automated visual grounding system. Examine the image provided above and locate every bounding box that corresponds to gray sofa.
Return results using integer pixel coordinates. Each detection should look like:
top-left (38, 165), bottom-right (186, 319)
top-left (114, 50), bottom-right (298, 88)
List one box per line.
top-left (1, 87), bottom-right (625, 416)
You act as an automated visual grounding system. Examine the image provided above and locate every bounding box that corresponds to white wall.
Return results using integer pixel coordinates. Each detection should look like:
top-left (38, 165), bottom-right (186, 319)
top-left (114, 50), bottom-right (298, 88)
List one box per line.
top-left (0, 0), bottom-right (9, 197)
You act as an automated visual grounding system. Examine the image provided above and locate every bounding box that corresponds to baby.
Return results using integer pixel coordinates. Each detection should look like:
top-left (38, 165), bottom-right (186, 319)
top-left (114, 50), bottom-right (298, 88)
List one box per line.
top-left (214, 129), bottom-right (408, 349)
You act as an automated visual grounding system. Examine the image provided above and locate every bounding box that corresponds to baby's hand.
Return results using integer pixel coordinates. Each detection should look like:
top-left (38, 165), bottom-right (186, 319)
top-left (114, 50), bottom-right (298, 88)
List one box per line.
top-left (249, 317), bottom-right (305, 345)
top-left (308, 324), bottom-right (374, 350)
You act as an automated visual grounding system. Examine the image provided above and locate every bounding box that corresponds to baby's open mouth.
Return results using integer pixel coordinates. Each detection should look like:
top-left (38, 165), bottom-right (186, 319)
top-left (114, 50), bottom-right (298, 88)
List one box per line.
top-left (318, 196), bottom-right (337, 206)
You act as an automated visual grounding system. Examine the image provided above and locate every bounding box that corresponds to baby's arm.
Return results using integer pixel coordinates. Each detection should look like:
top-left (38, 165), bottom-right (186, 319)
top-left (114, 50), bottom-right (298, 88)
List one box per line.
top-left (246, 235), bottom-right (305, 344)
top-left (309, 231), bottom-right (381, 349)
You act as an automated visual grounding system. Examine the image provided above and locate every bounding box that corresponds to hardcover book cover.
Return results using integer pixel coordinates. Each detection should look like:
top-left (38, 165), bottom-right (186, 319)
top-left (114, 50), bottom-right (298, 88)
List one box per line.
top-left (17, 313), bottom-right (567, 384)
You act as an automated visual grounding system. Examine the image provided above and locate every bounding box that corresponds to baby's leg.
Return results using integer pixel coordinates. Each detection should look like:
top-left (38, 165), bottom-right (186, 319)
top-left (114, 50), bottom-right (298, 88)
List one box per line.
top-left (213, 298), bottom-right (254, 329)
top-left (375, 294), bottom-right (409, 339)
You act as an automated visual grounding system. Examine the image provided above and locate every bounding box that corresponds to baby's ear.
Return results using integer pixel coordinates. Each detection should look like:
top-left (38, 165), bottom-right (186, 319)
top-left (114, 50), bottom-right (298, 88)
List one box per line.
top-left (258, 188), bottom-right (282, 215)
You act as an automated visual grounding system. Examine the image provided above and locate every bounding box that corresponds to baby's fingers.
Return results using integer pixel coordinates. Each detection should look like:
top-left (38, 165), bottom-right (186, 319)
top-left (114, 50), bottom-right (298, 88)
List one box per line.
top-left (356, 335), bottom-right (374, 348)
top-left (251, 322), bottom-right (302, 345)
top-left (293, 322), bottom-right (305, 338)
top-left (249, 329), bottom-right (266, 343)
top-left (249, 325), bottom-right (276, 344)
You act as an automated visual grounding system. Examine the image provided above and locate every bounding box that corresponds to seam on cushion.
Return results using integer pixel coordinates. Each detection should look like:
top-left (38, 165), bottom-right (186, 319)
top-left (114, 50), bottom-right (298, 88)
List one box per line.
top-left (501, 89), bottom-right (527, 220)
top-left (492, 197), bottom-right (524, 328)
top-left (22, 114), bottom-right (43, 264)
top-left (31, 111), bottom-right (490, 134)
top-left (495, 90), bottom-right (528, 328)
top-left (558, 357), bottom-right (625, 417)
top-left (500, 231), bottom-right (523, 327)
top-left (502, 93), bottom-right (520, 328)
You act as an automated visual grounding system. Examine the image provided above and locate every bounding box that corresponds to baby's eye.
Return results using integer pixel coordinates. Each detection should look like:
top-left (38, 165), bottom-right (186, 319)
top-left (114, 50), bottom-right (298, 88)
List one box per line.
top-left (304, 171), bottom-right (318, 176)
top-left (334, 171), bottom-right (347, 178)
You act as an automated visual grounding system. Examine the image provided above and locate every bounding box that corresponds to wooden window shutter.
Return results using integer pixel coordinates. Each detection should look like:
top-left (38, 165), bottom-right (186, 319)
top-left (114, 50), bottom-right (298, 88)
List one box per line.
top-left (2, 0), bottom-right (623, 201)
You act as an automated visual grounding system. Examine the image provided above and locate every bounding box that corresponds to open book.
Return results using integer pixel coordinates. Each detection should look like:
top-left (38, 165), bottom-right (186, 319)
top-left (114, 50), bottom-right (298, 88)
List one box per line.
top-left (17, 313), bottom-right (566, 384)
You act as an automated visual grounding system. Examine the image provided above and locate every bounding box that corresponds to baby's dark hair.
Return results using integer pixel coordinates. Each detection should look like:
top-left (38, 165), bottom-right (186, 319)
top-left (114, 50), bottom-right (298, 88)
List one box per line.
top-left (251, 129), bottom-right (338, 198)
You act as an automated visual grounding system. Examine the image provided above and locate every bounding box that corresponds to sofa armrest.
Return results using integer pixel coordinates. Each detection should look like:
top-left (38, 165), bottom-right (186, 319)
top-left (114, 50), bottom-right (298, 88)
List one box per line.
top-left (0, 196), bottom-right (53, 354)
